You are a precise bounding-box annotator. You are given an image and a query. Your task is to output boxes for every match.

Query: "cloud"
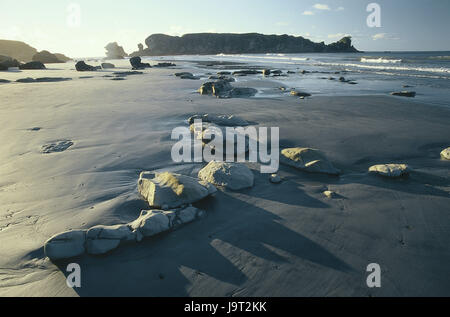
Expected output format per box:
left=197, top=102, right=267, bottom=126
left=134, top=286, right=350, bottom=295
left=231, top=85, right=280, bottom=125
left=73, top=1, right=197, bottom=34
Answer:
left=328, top=33, right=350, bottom=39
left=302, top=11, right=315, bottom=16
left=313, top=4, right=331, bottom=10
left=372, top=33, right=400, bottom=41
left=336, top=6, right=345, bottom=11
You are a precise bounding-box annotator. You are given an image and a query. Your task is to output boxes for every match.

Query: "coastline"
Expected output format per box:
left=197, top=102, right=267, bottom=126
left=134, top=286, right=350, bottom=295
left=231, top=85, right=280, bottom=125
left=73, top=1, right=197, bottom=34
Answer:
left=0, top=59, right=449, bottom=296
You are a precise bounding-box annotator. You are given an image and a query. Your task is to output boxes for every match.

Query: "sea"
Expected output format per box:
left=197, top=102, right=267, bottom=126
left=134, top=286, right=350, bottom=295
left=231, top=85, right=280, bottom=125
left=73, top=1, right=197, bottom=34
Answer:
left=157, top=51, right=450, bottom=107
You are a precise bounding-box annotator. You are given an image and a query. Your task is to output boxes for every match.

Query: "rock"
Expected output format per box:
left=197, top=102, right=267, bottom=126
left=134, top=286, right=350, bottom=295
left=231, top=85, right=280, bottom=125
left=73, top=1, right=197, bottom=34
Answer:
left=290, top=91, right=311, bottom=97
left=129, top=56, right=151, bottom=70
left=287, top=71, right=295, bottom=74
left=75, top=61, right=98, bottom=71
left=113, top=71, right=143, bottom=76
left=32, top=50, right=63, bottom=63
left=138, top=43, right=144, bottom=52
left=101, top=62, right=115, bottom=69
left=54, top=53, right=71, bottom=62
left=198, top=161, right=254, bottom=190
left=323, top=191, right=336, bottom=199
left=368, top=164, right=410, bottom=178
left=19, top=61, right=46, bottom=70
left=269, top=174, right=282, bottom=184
left=232, top=70, right=260, bottom=75
left=44, top=230, right=86, bottom=261
left=86, top=224, right=135, bottom=255
left=129, top=210, right=171, bottom=238
left=217, top=71, right=231, bottom=75
left=180, top=74, right=200, bottom=80
left=262, top=69, right=271, bottom=76
left=41, top=140, right=74, bottom=154
left=339, top=77, right=347, bottom=82
left=16, top=78, right=36, bottom=83
left=281, top=148, right=340, bottom=175
left=441, top=148, right=450, bottom=160
left=228, top=87, right=258, bottom=98
left=198, top=80, right=232, bottom=96
left=0, top=55, right=21, bottom=69
left=219, top=76, right=235, bottom=83
left=175, top=72, right=193, bottom=77
left=391, top=91, right=416, bottom=98
left=154, top=62, right=176, bottom=67
left=105, top=42, right=128, bottom=59
left=188, top=114, right=249, bottom=127
left=138, top=172, right=217, bottom=209
left=271, top=70, right=282, bottom=75
left=0, top=79, right=10, bottom=83
left=35, top=77, right=72, bottom=82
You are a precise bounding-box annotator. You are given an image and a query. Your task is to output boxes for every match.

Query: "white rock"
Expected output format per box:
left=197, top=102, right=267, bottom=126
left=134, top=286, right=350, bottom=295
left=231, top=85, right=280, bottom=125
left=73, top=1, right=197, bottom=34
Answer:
left=281, top=148, right=340, bottom=175
left=188, top=114, right=249, bottom=127
left=138, top=172, right=217, bottom=209
left=198, top=161, right=254, bottom=190
left=44, top=230, right=86, bottom=261
left=269, top=174, right=282, bottom=184
left=369, top=164, right=410, bottom=178
left=86, top=224, right=135, bottom=255
left=441, top=148, right=450, bottom=160
left=130, top=210, right=171, bottom=238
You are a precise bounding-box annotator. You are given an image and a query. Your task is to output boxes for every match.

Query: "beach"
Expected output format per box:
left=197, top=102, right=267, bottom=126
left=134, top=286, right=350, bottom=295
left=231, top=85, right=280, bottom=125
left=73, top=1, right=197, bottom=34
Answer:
left=0, top=59, right=449, bottom=297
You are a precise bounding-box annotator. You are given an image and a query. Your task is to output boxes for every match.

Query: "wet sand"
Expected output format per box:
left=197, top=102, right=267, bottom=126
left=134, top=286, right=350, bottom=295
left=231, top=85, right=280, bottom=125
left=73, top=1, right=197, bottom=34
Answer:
left=0, top=60, right=449, bottom=296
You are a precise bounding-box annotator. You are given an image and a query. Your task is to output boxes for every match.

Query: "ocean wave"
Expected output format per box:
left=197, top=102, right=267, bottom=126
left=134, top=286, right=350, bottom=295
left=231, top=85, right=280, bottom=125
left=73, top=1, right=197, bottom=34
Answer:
left=428, top=56, right=450, bottom=60
left=316, top=62, right=450, bottom=74
left=361, top=57, right=402, bottom=64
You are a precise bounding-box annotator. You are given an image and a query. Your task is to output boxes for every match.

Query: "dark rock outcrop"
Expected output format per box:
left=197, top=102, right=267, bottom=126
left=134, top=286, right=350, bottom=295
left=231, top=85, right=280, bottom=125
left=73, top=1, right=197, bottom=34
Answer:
left=75, top=61, right=98, bottom=72
left=19, top=61, right=46, bottom=70
left=198, top=80, right=257, bottom=98
left=105, top=42, right=128, bottom=59
left=0, top=55, right=21, bottom=69
left=32, top=50, right=63, bottom=64
left=129, top=56, right=151, bottom=70
left=134, top=33, right=360, bottom=56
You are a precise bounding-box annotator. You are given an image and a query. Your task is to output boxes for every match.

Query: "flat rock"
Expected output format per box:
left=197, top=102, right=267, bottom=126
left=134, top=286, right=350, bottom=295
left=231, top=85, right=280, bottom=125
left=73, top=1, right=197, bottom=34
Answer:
left=44, top=230, right=86, bottom=261
left=290, top=91, right=311, bottom=97
left=391, top=91, right=416, bottom=98
left=41, top=140, right=74, bottom=154
left=281, top=148, right=340, bottom=175
left=138, top=172, right=217, bottom=209
left=369, top=164, right=410, bottom=178
left=440, top=148, right=450, bottom=160
left=198, top=161, right=254, bottom=190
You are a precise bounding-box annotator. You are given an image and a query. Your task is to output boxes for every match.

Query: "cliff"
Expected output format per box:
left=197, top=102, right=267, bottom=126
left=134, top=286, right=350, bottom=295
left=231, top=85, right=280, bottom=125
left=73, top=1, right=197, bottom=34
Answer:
left=131, top=33, right=359, bottom=56
left=0, top=40, right=37, bottom=62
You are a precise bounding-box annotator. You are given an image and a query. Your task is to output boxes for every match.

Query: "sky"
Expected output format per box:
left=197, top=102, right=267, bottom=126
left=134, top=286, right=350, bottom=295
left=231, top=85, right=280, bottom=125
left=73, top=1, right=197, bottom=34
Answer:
left=1, top=0, right=449, bottom=57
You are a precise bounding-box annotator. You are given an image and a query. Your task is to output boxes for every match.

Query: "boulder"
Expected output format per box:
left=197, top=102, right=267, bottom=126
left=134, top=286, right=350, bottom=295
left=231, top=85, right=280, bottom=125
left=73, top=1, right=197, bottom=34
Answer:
left=129, top=56, right=151, bottom=70
left=198, top=161, right=254, bottom=190
left=441, top=148, right=450, bottom=160
left=138, top=172, right=217, bottom=209
left=75, top=61, right=98, bottom=71
left=228, top=87, right=258, bottom=98
left=44, top=230, right=86, bottom=261
left=0, top=79, right=11, bottom=83
left=86, top=224, right=135, bottom=255
left=19, top=61, right=46, bottom=70
left=180, top=74, right=200, bottom=80
left=217, top=71, right=231, bottom=75
left=105, top=42, right=128, bottom=59
left=262, top=69, right=271, bottom=76
left=391, top=91, right=416, bottom=98
left=269, top=174, right=282, bottom=184
left=0, top=55, right=21, bottom=69
left=198, top=80, right=232, bottom=97
left=188, top=114, right=249, bottom=127
left=32, top=50, right=63, bottom=63
left=281, top=148, right=340, bottom=175
left=101, top=62, right=115, bottom=69
left=290, top=91, right=311, bottom=97
left=130, top=210, right=171, bottom=238
left=368, top=164, right=410, bottom=178
left=154, top=62, right=176, bottom=67
left=175, top=72, right=193, bottom=77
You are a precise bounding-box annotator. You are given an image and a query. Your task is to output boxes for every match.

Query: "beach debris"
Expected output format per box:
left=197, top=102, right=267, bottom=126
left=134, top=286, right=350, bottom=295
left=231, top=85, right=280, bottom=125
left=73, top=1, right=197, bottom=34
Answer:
left=19, top=61, right=46, bottom=70
left=290, top=90, right=312, bottom=98
left=281, top=148, right=340, bottom=175
left=76, top=61, right=99, bottom=71
left=129, top=56, right=151, bottom=70
left=44, top=230, right=87, bottom=261
left=101, top=62, right=115, bottom=69
left=198, top=161, right=254, bottom=190
left=44, top=206, right=206, bottom=260
left=368, top=164, right=410, bottom=178
left=440, top=148, right=450, bottom=160
left=188, top=114, right=250, bottom=126
left=269, top=174, right=282, bottom=184
left=138, top=172, right=217, bottom=209
left=391, top=91, right=416, bottom=98
left=41, top=140, right=74, bottom=154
